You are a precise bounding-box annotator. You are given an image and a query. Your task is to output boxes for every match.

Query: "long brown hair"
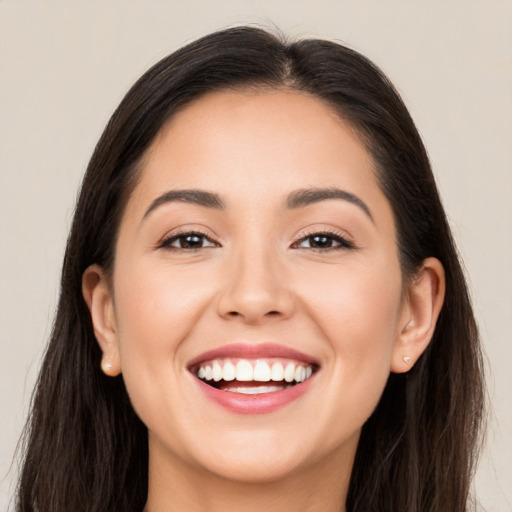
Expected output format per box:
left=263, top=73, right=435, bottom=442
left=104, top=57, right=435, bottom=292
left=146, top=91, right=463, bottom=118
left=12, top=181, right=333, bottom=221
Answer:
left=16, top=26, right=485, bottom=511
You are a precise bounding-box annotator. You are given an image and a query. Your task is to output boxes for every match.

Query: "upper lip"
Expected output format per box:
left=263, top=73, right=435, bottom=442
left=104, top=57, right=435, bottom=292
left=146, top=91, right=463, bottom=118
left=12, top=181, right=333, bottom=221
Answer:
left=187, top=343, right=319, bottom=368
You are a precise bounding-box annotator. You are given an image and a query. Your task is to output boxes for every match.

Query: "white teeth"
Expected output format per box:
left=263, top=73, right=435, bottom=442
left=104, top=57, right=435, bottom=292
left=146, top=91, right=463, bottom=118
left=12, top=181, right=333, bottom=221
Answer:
left=254, top=361, right=271, bottom=382
left=284, top=363, right=295, bottom=383
left=271, top=362, right=284, bottom=381
left=223, top=361, right=236, bottom=381
left=236, top=360, right=254, bottom=381
left=195, top=358, right=315, bottom=388
left=212, top=361, right=223, bottom=382
left=225, top=385, right=289, bottom=394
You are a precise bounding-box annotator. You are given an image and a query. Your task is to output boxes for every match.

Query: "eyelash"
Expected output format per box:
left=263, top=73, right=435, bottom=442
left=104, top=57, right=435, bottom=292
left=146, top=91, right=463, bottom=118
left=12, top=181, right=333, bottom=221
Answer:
left=158, top=229, right=218, bottom=251
left=158, top=229, right=354, bottom=253
left=291, top=230, right=355, bottom=252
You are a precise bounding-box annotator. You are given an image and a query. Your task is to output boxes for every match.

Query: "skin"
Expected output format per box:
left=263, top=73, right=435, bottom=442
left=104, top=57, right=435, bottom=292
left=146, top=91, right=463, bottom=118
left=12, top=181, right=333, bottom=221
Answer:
left=83, top=89, right=445, bottom=512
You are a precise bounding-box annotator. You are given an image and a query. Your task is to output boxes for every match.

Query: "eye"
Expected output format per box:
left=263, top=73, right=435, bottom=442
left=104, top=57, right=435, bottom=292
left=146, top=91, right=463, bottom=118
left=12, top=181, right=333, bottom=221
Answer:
left=159, top=231, right=218, bottom=250
left=293, top=232, right=354, bottom=251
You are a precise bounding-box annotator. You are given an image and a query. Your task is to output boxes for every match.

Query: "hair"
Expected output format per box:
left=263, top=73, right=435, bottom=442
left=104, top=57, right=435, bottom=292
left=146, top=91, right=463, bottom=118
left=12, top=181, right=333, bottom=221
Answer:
left=16, top=26, right=485, bottom=512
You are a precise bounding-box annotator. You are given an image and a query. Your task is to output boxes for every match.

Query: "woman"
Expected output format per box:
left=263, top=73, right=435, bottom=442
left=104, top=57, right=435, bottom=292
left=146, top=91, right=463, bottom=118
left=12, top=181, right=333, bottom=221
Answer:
left=16, top=26, right=485, bottom=512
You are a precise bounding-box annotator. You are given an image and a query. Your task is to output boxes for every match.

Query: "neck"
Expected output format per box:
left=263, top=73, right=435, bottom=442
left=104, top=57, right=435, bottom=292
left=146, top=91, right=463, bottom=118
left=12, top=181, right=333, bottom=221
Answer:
left=143, top=438, right=356, bottom=512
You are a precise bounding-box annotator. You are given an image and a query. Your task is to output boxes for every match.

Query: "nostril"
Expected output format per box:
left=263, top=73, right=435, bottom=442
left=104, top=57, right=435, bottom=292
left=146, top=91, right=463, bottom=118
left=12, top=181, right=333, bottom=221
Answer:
left=227, top=310, right=280, bottom=318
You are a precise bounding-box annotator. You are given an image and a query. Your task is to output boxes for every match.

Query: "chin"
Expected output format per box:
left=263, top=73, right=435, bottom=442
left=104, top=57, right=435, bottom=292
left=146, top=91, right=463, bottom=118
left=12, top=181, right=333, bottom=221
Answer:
left=196, top=450, right=312, bottom=484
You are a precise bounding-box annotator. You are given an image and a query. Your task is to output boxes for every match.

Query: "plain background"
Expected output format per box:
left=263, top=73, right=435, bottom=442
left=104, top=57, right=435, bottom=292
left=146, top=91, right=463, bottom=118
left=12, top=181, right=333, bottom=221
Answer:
left=1, top=1, right=511, bottom=511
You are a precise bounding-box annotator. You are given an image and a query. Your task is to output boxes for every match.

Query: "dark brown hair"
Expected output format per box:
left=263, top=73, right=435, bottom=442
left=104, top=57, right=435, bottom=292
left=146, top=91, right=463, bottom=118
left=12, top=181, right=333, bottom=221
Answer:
left=16, top=26, right=485, bottom=511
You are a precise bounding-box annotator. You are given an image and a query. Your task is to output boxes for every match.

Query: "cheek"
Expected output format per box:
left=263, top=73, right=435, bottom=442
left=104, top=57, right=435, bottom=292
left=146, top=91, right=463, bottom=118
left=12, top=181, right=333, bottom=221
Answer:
left=299, top=258, right=402, bottom=346
left=297, top=258, right=403, bottom=412
left=112, top=257, right=216, bottom=369
left=110, top=258, right=220, bottom=441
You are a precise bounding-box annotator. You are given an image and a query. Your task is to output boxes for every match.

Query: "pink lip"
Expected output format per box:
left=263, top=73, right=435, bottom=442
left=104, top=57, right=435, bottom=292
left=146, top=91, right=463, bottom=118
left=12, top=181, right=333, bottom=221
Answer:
left=188, top=343, right=319, bottom=415
left=194, top=374, right=315, bottom=415
left=188, top=343, right=318, bottom=367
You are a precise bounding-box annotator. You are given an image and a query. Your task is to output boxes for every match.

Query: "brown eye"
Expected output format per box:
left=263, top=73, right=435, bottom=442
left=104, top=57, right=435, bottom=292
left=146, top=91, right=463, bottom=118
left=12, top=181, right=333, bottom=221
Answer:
left=305, top=235, right=336, bottom=248
left=161, top=232, right=217, bottom=250
left=294, top=233, right=353, bottom=250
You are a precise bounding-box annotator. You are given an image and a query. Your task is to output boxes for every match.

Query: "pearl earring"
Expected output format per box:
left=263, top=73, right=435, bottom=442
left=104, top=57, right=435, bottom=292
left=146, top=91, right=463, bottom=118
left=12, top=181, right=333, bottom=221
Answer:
left=403, top=355, right=411, bottom=363
left=103, top=362, right=113, bottom=373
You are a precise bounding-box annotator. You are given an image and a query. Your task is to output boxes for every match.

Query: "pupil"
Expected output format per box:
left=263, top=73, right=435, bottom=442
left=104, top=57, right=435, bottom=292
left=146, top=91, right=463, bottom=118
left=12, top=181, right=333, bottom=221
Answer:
left=311, top=235, right=332, bottom=248
left=182, top=235, right=202, bottom=248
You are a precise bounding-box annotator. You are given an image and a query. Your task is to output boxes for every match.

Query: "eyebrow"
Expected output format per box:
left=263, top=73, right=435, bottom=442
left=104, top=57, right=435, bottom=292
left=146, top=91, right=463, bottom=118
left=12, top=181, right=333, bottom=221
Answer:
left=141, top=186, right=373, bottom=223
left=142, top=189, right=225, bottom=221
left=286, top=187, right=374, bottom=222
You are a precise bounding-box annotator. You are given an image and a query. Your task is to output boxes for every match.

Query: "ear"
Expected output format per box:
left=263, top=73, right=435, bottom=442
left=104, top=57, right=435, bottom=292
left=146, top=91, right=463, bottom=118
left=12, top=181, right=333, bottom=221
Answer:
left=391, top=257, right=446, bottom=373
left=82, top=264, right=121, bottom=376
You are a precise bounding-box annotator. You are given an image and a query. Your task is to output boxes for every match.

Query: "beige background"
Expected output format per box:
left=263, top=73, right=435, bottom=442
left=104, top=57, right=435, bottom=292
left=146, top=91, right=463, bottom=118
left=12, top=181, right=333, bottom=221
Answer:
left=1, top=1, right=511, bottom=510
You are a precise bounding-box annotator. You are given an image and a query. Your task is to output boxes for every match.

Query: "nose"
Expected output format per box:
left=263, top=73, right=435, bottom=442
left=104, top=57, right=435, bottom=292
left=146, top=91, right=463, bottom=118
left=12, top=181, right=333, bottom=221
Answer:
left=216, top=246, right=295, bottom=325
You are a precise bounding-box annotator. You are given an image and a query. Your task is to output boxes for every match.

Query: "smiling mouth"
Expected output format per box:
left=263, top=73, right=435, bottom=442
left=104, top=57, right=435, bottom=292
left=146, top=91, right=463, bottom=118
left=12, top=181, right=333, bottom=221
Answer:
left=191, top=358, right=317, bottom=395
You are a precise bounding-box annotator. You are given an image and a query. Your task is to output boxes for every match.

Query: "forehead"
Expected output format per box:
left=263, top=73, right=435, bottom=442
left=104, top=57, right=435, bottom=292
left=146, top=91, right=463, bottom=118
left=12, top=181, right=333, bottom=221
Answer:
left=128, top=89, right=391, bottom=223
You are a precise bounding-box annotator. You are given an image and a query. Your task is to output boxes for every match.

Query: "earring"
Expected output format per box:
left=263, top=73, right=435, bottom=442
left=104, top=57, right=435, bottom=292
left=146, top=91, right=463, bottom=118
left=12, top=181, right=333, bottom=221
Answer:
left=102, top=361, right=113, bottom=374
left=403, top=355, right=411, bottom=363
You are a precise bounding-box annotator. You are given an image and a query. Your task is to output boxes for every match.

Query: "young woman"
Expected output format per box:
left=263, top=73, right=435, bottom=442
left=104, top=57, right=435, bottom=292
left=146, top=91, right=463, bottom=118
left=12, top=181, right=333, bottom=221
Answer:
left=16, top=26, right=485, bottom=512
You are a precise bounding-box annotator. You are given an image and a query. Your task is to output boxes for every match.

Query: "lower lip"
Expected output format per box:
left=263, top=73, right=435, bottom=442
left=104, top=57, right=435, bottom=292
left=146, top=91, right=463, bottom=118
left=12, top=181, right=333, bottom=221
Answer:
left=194, top=376, right=315, bottom=415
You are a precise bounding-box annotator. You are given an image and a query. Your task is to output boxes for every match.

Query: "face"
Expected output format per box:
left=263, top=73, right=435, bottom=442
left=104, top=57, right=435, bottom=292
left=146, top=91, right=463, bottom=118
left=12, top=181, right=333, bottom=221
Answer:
left=99, top=90, right=411, bottom=483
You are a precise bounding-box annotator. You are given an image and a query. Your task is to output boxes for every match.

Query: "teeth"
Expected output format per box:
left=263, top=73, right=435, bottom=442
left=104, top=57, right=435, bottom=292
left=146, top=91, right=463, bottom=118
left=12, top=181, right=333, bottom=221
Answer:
left=195, top=358, right=315, bottom=388
left=284, top=363, right=295, bottom=383
left=225, top=385, right=291, bottom=394
left=271, top=362, right=284, bottom=381
left=294, top=366, right=307, bottom=383
left=254, top=361, right=271, bottom=382
left=212, top=361, right=223, bottom=382
left=223, top=361, right=236, bottom=381
left=236, top=360, right=253, bottom=381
